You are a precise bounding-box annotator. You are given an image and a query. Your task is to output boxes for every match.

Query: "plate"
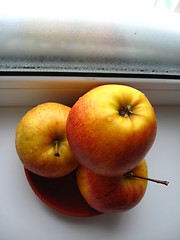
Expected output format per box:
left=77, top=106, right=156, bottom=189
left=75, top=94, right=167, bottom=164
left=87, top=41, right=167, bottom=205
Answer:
left=24, top=168, right=101, bottom=217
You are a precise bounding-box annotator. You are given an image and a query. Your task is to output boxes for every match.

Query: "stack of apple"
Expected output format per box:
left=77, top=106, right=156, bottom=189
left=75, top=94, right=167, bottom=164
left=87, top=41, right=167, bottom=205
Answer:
left=15, top=84, right=168, bottom=214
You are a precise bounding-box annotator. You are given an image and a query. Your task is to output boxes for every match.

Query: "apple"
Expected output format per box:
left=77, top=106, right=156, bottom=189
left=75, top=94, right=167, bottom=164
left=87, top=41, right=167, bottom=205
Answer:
left=66, top=84, right=157, bottom=176
left=15, top=102, right=79, bottom=178
left=77, top=159, right=169, bottom=213
left=77, top=159, right=148, bottom=212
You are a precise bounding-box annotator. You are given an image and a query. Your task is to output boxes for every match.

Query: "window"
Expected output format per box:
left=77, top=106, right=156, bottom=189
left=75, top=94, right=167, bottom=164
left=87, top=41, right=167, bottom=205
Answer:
left=0, top=0, right=180, bottom=76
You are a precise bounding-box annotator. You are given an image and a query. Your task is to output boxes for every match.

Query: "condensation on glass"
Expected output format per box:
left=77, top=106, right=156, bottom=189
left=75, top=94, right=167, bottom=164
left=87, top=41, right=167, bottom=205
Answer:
left=0, top=6, right=180, bottom=76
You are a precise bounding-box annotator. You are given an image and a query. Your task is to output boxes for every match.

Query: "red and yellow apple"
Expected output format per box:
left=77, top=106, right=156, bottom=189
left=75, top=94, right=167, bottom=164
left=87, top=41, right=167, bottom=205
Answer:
left=77, top=159, right=148, bottom=213
left=15, top=102, right=79, bottom=178
left=66, top=84, right=157, bottom=176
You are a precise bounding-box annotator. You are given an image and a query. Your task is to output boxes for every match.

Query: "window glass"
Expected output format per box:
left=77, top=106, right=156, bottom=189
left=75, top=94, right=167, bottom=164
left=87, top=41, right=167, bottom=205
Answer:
left=0, top=0, right=180, bottom=76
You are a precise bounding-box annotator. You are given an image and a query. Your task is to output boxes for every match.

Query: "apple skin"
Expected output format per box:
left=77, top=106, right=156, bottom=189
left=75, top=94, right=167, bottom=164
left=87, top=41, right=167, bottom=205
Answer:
left=66, top=84, right=157, bottom=176
left=77, top=159, right=148, bottom=213
left=15, top=102, right=79, bottom=178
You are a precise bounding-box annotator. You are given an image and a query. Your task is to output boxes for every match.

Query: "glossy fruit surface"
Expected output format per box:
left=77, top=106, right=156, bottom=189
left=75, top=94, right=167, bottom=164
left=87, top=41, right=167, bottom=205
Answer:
left=77, top=159, right=148, bottom=213
left=67, top=84, right=157, bottom=176
left=16, top=102, right=78, bottom=178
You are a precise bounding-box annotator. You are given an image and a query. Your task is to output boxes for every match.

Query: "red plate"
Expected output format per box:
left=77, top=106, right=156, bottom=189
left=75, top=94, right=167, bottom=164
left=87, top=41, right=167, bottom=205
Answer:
left=24, top=168, right=101, bottom=217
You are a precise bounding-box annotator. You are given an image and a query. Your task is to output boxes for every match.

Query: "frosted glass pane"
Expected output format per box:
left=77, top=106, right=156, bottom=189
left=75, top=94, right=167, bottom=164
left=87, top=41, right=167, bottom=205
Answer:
left=0, top=2, right=180, bottom=76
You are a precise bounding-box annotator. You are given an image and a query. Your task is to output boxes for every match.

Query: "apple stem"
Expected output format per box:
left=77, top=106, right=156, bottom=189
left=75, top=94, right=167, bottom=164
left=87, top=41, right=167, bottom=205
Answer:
left=129, top=173, right=169, bottom=186
left=54, top=140, right=60, bottom=157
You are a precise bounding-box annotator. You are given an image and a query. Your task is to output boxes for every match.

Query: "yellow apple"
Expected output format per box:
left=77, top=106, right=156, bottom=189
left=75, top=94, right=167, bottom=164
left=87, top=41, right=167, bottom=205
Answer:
left=15, top=102, right=79, bottom=178
left=66, top=84, right=157, bottom=176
